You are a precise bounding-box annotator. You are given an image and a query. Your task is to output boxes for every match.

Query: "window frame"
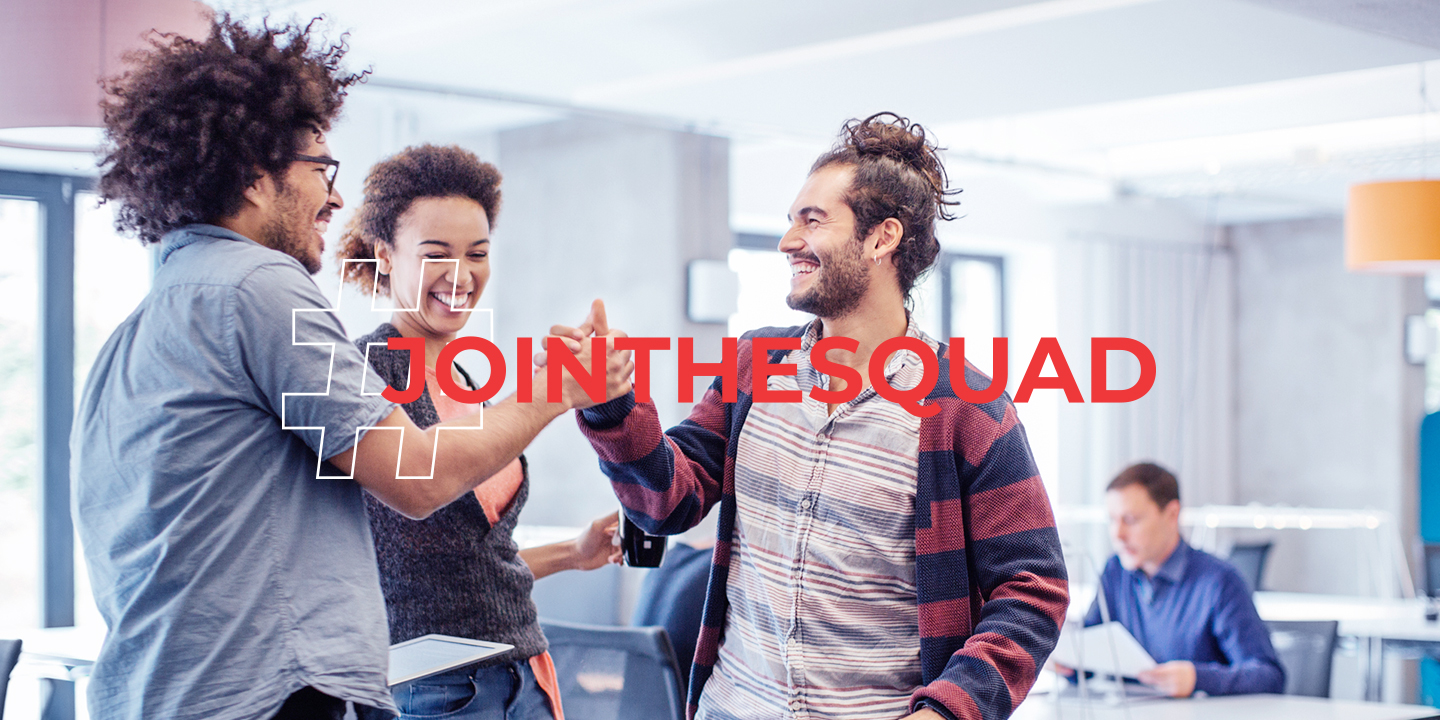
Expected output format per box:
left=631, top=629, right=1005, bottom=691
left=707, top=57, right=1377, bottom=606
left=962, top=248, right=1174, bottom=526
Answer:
left=939, top=251, right=1006, bottom=340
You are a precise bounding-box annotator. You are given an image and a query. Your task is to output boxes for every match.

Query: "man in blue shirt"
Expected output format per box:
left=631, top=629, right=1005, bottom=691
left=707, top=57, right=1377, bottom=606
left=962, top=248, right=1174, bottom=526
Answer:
left=74, top=16, right=632, bottom=720
left=1082, top=462, right=1284, bottom=697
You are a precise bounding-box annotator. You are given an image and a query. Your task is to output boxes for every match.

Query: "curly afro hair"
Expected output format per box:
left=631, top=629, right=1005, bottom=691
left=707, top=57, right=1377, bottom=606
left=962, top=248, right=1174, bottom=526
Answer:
left=336, top=144, right=502, bottom=297
left=811, top=112, right=962, bottom=307
left=98, top=15, right=366, bottom=245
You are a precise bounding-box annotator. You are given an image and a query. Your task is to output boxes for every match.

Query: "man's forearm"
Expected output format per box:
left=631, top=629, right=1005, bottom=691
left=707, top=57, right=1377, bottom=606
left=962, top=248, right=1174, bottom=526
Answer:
left=428, top=395, right=561, bottom=484
left=578, top=393, right=726, bottom=535
left=407, top=395, right=565, bottom=515
left=1193, top=660, right=1285, bottom=696
left=337, top=392, right=565, bottom=519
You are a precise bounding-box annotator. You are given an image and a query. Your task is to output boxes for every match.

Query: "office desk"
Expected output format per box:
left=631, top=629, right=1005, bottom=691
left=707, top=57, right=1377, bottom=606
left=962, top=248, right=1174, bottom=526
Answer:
left=1254, top=592, right=1440, bottom=701
left=1072, top=588, right=1440, bottom=702
left=0, top=626, right=104, bottom=720
left=10, top=625, right=104, bottom=680
left=1014, top=693, right=1440, bottom=720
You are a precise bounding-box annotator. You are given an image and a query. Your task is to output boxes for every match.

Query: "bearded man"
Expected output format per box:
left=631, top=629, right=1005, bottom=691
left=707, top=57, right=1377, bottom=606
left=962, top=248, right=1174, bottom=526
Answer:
left=564, top=113, right=1067, bottom=720
left=73, top=16, right=630, bottom=720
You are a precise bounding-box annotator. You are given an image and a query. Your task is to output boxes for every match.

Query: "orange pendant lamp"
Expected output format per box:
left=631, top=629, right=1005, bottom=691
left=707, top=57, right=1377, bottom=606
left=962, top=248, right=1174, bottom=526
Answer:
left=1346, top=180, right=1440, bottom=274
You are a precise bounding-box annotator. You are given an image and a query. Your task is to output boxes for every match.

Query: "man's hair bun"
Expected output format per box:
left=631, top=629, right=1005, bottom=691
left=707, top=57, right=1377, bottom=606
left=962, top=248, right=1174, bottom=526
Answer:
left=839, top=113, right=956, bottom=220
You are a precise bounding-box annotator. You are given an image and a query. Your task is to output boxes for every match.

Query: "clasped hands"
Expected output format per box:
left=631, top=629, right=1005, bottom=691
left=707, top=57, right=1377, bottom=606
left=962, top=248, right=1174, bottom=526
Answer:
left=531, top=298, right=634, bottom=411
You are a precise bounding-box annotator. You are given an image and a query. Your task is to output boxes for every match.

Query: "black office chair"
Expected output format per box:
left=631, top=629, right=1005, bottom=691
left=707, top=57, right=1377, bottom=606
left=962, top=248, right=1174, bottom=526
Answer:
left=1423, top=544, right=1440, bottom=597
left=541, top=619, right=685, bottom=720
left=1226, top=541, right=1273, bottom=593
left=1265, top=620, right=1338, bottom=698
left=0, top=638, right=22, bottom=720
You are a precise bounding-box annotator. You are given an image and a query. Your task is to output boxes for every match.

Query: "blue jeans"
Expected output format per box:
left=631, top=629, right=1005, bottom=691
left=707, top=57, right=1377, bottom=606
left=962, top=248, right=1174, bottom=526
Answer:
left=392, top=661, right=555, bottom=720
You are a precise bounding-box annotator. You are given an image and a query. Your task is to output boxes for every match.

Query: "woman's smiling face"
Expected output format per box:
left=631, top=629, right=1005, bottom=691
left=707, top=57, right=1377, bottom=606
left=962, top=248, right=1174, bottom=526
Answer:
left=378, top=195, right=491, bottom=339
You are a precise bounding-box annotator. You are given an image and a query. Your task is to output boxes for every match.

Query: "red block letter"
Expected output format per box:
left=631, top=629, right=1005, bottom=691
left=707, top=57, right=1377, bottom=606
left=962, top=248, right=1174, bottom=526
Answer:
left=679, top=337, right=737, bottom=403
left=616, top=337, right=670, bottom=403
left=546, top=336, right=606, bottom=405
left=517, top=337, right=532, bottom=403
left=435, top=336, right=506, bottom=404
left=1014, top=338, right=1084, bottom=403
left=382, top=336, right=426, bottom=404
left=752, top=337, right=802, bottom=403
left=949, top=338, right=1009, bottom=405
left=810, top=336, right=861, bottom=406
left=869, top=336, right=939, bottom=418
left=1091, top=337, right=1156, bottom=403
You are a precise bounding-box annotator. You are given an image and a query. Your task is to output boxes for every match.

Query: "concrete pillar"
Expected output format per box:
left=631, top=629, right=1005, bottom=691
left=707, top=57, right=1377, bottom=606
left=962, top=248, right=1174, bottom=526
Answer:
left=490, top=118, right=731, bottom=527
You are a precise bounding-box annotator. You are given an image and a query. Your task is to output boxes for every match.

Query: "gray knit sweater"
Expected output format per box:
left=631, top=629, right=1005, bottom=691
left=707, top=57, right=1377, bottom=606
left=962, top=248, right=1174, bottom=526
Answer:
left=356, top=323, right=546, bottom=665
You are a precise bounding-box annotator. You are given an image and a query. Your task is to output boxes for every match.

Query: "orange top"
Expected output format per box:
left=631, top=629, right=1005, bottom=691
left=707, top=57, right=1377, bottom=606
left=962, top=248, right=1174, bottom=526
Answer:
left=427, top=367, right=564, bottom=719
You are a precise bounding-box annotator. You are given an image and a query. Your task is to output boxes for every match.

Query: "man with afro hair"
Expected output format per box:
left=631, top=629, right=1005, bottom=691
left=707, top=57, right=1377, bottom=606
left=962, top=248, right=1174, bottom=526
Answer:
left=73, top=16, right=632, bottom=720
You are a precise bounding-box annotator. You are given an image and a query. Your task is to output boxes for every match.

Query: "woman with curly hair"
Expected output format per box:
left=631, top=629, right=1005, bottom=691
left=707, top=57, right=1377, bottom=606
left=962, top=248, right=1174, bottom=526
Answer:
left=338, top=143, right=621, bottom=720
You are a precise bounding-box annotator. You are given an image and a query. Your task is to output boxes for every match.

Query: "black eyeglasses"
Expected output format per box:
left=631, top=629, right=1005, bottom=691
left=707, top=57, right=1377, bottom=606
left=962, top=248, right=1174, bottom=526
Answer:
left=293, top=153, right=340, bottom=196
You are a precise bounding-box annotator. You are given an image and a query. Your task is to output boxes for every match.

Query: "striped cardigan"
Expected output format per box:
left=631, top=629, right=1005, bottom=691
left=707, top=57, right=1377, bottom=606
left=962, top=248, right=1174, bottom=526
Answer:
left=577, top=326, right=1068, bottom=720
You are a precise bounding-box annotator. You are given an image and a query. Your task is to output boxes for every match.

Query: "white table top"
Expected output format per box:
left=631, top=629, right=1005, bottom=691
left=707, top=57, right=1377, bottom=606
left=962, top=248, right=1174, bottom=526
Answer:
left=1254, top=592, right=1440, bottom=643
left=1069, top=585, right=1440, bottom=643
left=1015, top=693, right=1440, bottom=720
left=4, top=624, right=105, bottom=666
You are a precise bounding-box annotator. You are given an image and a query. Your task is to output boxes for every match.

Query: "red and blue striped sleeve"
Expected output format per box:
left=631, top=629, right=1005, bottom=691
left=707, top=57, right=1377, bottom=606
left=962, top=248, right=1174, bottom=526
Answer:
left=575, top=378, right=733, bottom=536
left=911, top=358, right=1068, bottom=719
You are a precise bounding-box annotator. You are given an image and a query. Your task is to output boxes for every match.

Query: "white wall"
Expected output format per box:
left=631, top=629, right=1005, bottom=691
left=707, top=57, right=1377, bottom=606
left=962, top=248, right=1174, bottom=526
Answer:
left=1232, top=217, right=1426, bottom=596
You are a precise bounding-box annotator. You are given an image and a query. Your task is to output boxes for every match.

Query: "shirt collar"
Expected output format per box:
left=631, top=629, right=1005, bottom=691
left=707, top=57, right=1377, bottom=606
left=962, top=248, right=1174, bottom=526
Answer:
left=1148, top=537, right=1191, bottom=585
left=798, top=315, right=937, bottom=369
left=159, top=223, right=260, bottom=265
left=793, top=315, right=939, bottom=400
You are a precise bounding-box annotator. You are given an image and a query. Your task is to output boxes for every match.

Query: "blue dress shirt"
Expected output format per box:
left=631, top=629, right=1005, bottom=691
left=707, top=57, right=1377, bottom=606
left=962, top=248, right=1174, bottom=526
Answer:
left=1084, top=539, right=1285, bottom=695
left=73, top=225, right=400, bottom=720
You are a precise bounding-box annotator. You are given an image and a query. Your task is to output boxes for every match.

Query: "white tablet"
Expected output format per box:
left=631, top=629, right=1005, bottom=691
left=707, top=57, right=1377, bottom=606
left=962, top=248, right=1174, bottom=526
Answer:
left=388, top=634, right=514, bottom=687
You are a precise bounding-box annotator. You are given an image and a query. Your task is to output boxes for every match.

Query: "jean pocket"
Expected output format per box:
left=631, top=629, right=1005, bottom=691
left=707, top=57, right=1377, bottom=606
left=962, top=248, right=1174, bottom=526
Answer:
left=397, top=678, right=483, bottom=719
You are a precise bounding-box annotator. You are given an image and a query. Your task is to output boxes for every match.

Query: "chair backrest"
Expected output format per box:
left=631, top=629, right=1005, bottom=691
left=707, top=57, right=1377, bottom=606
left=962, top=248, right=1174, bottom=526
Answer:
left=541, top=619, right=685, bottom=720
left=630, top=542, right=712, bottom=688
left=1226, top=541, right=1273, bottom=592
left=1424, top=544, right=1440, bottom=597
left=1265, top=620, right=1337, bottom=698
left=0, top=638, right=22, bottom=720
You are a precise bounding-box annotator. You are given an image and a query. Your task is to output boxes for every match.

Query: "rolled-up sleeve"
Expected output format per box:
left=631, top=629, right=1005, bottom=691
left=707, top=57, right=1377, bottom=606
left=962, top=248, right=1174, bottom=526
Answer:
left=231, top=264, right=396, bottom=466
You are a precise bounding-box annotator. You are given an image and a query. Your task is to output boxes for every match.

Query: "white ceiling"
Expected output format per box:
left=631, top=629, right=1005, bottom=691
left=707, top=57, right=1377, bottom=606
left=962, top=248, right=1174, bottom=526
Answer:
left=13, top=0, right=1440, bottom=224
left=231, top=0, right=1440, bottom=224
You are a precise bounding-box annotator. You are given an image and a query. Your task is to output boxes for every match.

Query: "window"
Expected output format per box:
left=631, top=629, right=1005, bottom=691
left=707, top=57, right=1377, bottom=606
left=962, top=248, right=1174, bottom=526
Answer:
left=727, top=246, right=811, bottom=336
left=0, top=171, right=152, bottom=720
left=0, top=196, right=41, bottom=629
left=941, top=253, right=1005, bottom=376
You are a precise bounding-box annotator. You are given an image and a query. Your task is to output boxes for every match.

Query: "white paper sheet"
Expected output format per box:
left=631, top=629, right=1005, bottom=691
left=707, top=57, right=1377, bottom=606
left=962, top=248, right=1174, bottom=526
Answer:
left=1048, top=621, right=1157, bottom=679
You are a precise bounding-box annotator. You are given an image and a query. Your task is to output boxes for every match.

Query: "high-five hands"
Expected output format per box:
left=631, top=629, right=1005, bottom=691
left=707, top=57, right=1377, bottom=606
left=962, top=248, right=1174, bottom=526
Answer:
left=532, top=298, right=633, bottom=410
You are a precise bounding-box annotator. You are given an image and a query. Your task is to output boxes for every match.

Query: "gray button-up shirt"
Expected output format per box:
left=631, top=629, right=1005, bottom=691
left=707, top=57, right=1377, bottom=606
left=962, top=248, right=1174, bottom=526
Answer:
left=72, top=224, right=399, bottom=720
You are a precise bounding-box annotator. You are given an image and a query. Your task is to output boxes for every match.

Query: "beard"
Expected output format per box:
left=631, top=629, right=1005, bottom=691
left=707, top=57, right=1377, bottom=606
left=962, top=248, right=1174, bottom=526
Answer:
left=258, top=183, right=324, bottom=275
left=786, top=235, right=869, bottom=319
